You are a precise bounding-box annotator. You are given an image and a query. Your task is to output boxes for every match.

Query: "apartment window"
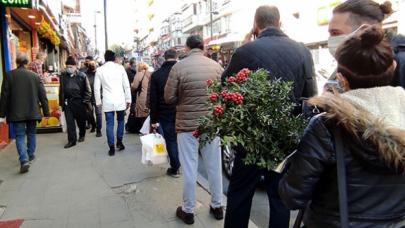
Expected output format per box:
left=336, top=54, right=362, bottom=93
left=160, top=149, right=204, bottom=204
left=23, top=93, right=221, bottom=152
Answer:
left=178, top=38, right=181, bottom=45
left=193, top=3, right=197, bottom=15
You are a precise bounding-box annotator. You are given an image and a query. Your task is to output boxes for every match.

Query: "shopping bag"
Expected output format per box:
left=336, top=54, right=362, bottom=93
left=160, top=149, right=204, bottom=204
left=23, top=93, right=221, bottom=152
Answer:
left=140, top=115, right=150, bottom=135
left=61, top=112, right=67, bottom=133
left=140, top=133, right=169, bottom=165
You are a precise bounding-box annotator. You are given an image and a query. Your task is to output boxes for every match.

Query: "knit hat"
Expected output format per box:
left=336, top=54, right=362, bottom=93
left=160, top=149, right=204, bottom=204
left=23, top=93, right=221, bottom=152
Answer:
left=65, top=56, right=77, bottom=66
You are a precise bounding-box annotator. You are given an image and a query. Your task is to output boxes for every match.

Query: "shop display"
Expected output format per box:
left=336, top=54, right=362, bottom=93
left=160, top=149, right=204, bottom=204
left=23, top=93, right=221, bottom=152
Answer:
left=37, top=84, right=62, bottom=133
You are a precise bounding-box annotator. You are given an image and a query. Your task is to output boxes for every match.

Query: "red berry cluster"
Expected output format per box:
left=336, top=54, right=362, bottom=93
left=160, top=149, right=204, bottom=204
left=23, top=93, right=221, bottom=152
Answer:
left=227, top=76, right=237, bottom=83
left=235, top=68, right=251, bottom=82
left=213, top=105, right=224, bottom=116
left=220, top=91, right=244, bottom=105
left=206, top=79, right=214, bottom=87
left=209, top=92, right=219, bottom=103
left=192, top=130, right=200, bottom=138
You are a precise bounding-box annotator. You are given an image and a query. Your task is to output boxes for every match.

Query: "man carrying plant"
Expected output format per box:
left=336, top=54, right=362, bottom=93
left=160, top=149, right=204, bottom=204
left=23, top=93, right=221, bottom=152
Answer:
left=221, top=5, right=317, bottom=228
left=164, top=35, right=224, bottom=225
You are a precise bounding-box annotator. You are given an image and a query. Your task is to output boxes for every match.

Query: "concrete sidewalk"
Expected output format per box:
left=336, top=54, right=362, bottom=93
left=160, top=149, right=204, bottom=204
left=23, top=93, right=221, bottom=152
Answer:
left=0, top=132, right=257, bottom=228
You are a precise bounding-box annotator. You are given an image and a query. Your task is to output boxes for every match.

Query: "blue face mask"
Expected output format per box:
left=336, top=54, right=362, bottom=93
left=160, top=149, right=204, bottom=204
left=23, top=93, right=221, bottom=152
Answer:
left=66, top=67, right=75, bottom=76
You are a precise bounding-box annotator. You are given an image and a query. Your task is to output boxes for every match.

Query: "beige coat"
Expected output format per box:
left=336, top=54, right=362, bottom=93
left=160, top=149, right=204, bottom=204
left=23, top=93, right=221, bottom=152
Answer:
left=164, top=49, right=223, bottom=132
left=132, top=70, right=151, bottom=118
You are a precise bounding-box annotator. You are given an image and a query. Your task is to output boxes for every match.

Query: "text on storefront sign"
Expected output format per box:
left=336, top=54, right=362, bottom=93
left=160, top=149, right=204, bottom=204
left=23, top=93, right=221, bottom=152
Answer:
left=0, top=0, right=32, bottom=8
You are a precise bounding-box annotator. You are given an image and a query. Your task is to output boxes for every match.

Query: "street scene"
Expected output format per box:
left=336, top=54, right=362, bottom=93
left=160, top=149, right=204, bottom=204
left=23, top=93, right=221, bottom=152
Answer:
left=1, top=0, right=405, bottom=228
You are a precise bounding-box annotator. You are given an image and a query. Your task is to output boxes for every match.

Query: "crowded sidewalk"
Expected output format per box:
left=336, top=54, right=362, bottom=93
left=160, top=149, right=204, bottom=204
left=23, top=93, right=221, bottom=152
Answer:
left=0, top=132, right=257, bottom=228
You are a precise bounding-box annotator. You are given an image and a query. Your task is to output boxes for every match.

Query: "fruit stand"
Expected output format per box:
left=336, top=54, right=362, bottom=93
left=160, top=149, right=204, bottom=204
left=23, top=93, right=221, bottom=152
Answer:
left=37, top=83, right=62, bottom=133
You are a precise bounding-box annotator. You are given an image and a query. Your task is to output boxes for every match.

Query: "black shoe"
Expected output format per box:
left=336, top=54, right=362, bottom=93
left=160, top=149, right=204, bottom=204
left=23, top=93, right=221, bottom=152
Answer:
left=176, top=206, right=194, bottom=225
left=29, top=155, right=36, bottom=162
left=117, top=141, right=125, bottom=151
left=166, top=168, right=180, bottom=178
left=109, top=146, right=115, bottom=156
left=78, top=137, right=85, bottom=142
left=64, top=142, right=76, bottom=149
left=90, top=128, right=96, bottom=133
left=209, top=206, right=224, bottom=220
left=96, top=131, right=102, bottom=137
left=20, top=162, right=30, bottom=174
left=86, top=125, right=91, bottom=130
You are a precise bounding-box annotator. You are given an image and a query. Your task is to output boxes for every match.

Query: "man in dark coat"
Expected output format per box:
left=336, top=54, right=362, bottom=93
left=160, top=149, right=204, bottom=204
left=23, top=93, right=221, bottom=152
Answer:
left=125, top=57, right=137, bottom=113
left=0, top=54, right=49, bottom=173
left=86, top=60, right=102, bottom=137
left=221, top=5, right=317, bottom=228
left=59, top=56, right=92, bottom=148
left=149, top=49, right=180, bottom=177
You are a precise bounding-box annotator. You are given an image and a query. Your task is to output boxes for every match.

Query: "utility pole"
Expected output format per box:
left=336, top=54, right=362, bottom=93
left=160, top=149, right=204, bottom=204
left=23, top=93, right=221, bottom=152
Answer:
left=104, top=0, right=108, bottom=50
left=210, top=0, right=213, bottom=40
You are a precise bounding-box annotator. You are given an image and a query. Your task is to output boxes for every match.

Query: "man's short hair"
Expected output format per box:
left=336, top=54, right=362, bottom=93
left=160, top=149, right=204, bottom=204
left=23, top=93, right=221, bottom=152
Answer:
left=254, top=5, right=280, bottom=30
left=16, top=53, right=29, bottom=67
left=164, top=49, right=177, bottom=60
left=85, top=56, right=94, bottom=61
left=186, top=35, right=204, bottom=50
left=104, top=50, right=116, bottom=62
left=129, top=57, right=136, bottom=66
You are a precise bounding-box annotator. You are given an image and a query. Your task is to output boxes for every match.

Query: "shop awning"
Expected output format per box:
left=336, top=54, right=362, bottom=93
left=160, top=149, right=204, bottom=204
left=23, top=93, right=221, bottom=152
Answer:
left=208, top=33, right=244, bottom=46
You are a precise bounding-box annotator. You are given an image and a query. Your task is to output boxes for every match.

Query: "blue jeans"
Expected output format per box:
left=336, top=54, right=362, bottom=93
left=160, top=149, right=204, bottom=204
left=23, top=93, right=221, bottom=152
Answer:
left=157, top=118, right=180, bottom=171
left=105, top=111, right=125, bottom=146
left=13, top=121, right=37, bottom=164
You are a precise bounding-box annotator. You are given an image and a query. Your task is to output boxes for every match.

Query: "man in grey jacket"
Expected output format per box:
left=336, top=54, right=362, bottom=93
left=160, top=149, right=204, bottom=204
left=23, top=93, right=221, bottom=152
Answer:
left=165, top=35, right=224, bottom=225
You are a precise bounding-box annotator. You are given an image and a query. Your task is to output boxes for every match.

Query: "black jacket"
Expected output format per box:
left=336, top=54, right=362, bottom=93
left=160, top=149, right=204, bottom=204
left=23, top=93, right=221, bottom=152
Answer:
left=0, top=67, right=49, bottom=121
left=59, top=69, right=91, bottom=110
left=149, top=61, right=177, bottom=124
left=86, top=69, right=97, bottom=103
left=390, top=34, right=405, bottom=88
left=279, top=92, right=405, bottom=228
left=126, top=67, right=137, bottom=85
left=222, top=27, right=317, bottom=104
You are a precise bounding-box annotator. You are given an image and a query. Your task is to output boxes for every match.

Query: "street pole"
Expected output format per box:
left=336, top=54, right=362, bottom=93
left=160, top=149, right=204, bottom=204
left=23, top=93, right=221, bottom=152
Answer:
left=210, top=0, right=213, bottom=40
left=94, top=11, right=100, bottom=55
left=104, top=0, right=108, bottom=50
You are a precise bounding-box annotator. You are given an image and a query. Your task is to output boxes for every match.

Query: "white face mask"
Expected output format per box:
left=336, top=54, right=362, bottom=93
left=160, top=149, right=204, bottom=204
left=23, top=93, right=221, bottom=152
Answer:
left=327, top=34, right=349, bottom=57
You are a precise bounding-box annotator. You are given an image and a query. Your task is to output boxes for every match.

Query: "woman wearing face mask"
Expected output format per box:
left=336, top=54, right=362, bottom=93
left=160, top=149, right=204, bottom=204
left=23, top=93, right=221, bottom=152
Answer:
left=59, top=56, right=92, bottom=148
left=279, top=25, right=405, bottom=227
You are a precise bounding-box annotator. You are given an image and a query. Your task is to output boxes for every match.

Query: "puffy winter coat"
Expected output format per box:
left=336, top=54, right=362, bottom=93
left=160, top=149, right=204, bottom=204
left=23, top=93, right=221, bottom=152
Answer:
left=279, top=87, right=405, bottom=228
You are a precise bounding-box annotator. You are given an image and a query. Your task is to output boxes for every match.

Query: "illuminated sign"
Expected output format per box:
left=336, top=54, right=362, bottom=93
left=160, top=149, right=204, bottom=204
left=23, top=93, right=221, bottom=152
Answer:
left=0, top=0, right=32, bottom=8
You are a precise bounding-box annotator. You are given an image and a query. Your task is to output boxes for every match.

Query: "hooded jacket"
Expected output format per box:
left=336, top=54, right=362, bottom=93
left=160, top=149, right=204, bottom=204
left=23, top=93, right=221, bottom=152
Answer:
left=279, top=86, right=405, bottom=228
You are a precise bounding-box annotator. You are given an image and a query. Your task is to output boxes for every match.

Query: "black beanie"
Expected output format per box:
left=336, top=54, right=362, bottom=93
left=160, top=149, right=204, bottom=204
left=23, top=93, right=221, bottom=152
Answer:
left=104, top=50, right=116, bottom=62
left=65, top=56, right=77, bottom=66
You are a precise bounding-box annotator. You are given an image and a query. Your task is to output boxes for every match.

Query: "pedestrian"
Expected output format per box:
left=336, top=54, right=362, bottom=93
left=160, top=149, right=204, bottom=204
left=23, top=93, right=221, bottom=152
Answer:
left=279, top=24, right=405, bottom=228
left=130, top=62, right=151, bottom=133
left=149, top=49, right=180, bottom=177
left=0, top=54, right=49, bottom=173
left=86, top=60, right=102, bottom=137
left=80, top=55, right=94, bottom=73
left=165, top=35, right=224, bottom=225
left=125, top=57, right=137, bottom=113
left=59, top=56, right=92, bottom=149
left=29, top=52, right=47, bottom=83
left=94, top=50, right=131, bottom=156
left=221, top=5, right=317, bottom=228
left=327, top=0, right=405, bottom=85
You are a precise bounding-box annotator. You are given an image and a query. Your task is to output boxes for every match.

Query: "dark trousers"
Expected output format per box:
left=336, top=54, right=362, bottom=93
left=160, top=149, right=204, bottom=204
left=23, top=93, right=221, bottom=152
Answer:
left=157, top=118, right=180, bottom=171
left=65, top=100, right=87, bottom=143
left=225, top=151, right=290, bottom=228
left=88, top=104, right=102, bottom=131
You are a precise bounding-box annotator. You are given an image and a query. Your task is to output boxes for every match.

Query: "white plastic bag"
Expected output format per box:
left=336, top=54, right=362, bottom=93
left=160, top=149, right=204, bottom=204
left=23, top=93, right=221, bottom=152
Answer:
left=61, top=112, right=67, bottom=133
left=140, top=133, right=169, bottom=165
left=140, top=115, right=150, bottom=135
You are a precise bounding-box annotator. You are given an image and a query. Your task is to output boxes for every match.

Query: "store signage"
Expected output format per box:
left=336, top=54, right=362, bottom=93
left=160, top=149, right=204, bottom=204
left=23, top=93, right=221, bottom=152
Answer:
left=0, top=0, right=32, bottom=8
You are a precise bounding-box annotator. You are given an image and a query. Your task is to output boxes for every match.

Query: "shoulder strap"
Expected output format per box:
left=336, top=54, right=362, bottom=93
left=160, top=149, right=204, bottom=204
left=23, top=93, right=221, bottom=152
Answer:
left=135, top=71, right=147, bottom=95
left=333, top=128, right=349, bottom=228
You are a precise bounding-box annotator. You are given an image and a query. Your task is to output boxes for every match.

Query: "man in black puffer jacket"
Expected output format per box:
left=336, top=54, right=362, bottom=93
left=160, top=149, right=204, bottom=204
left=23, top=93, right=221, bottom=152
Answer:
left=149, top=49, right=180, bottom=177
left=222, top=5, right=317, bottom=228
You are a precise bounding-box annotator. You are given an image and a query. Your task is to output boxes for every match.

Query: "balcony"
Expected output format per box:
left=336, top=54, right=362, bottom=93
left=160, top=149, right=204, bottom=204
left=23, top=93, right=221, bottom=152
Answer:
left=182, top=15, right=203, bottom=34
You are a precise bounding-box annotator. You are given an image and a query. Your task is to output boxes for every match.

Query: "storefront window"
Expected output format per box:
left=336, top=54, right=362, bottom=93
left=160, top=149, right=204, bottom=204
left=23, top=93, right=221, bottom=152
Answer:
left=9, top=17, right=32, bottom=63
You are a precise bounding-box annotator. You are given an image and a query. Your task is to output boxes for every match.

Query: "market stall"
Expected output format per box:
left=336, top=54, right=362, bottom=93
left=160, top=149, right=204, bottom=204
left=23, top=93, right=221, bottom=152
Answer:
left=37, top=80, right=63, bottom=133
